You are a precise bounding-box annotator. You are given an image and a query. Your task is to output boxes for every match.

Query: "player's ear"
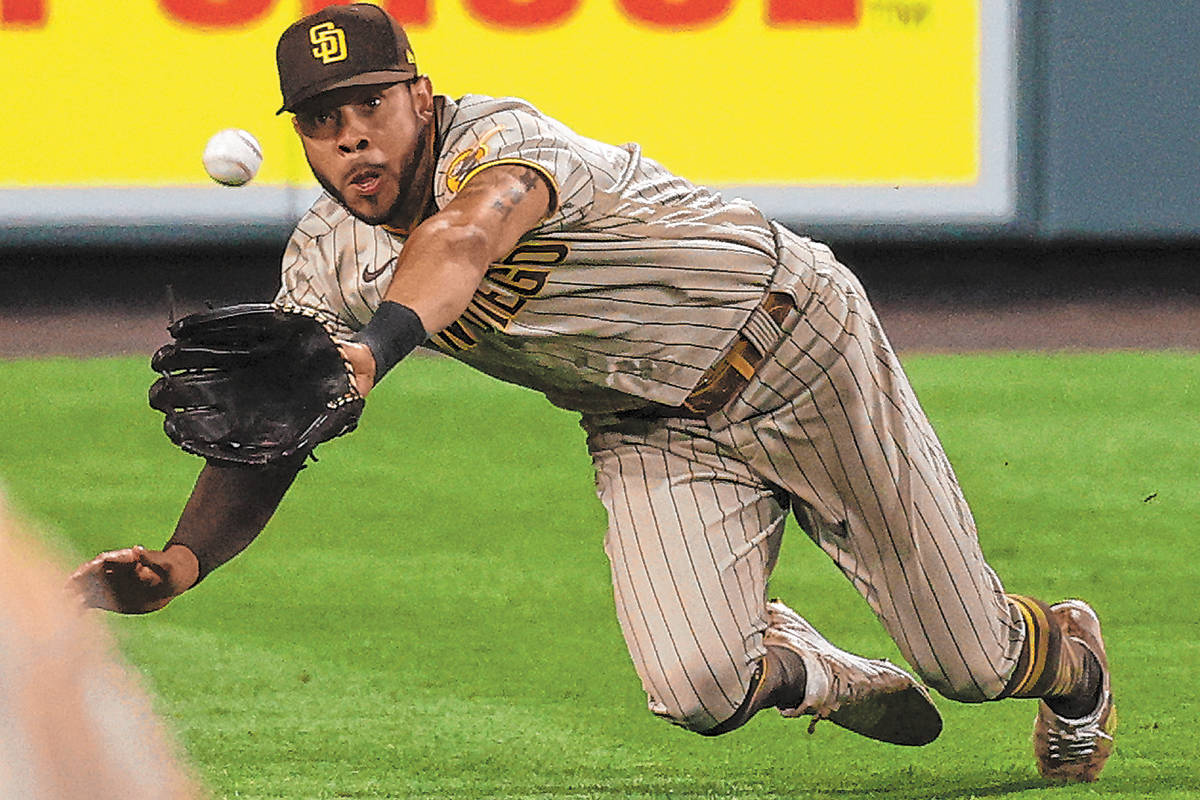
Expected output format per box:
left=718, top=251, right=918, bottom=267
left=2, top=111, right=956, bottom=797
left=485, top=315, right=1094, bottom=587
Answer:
left=291, top=115, right=303, bottom=136
left=409, top=76, right=434, bottom=122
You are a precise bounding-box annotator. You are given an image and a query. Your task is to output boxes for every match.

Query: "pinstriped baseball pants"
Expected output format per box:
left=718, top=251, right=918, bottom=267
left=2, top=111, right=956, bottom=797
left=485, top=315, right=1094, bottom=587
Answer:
left=583, top=241, right=1026, bottom=732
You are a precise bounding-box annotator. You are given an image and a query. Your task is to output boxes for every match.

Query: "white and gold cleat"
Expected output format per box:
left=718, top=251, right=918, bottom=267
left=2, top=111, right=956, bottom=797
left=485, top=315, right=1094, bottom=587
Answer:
left=765, top=601, right=942, bottom=746
left=1033, top=600, right=1116, bottom=782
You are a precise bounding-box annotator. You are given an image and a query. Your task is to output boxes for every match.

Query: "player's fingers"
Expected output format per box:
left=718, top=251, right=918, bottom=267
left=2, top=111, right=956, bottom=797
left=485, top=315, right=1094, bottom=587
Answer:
left=66, top=546, right=179, bottom=613
left=103, top=545, right=151, bottom=571
left=133, top=562, right=166, bottom=587
left=109, top=547, right=165, bottom=588
left=65, top=568, right=119, bottom=611
left=138, top=549, right=175, bottom=583
left=66, top=557, right=124, bottom=589
left=100, top=547, right=140, bottom=562
left=67, top=547, right=146, bottom=608
left=68, top=547, right=138, bottom=580
left=339, top=341, right=376, bottom=397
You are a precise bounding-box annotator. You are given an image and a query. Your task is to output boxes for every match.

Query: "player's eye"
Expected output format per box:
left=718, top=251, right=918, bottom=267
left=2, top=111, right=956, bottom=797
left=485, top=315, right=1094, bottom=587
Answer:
left=361, top=96, right=383, bottom=112
left=298, top=109, right=340, bottom=137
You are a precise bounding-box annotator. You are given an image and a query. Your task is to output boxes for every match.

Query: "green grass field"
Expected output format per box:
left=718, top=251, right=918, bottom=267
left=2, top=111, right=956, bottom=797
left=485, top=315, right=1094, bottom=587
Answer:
left=0, top=351, right=1197, bottom=799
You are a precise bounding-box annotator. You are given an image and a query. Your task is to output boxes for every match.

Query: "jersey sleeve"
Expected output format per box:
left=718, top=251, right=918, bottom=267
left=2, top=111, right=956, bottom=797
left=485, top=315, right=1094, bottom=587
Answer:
left=433, top=105, right=595, bottom=234
left=274, top=210, right=357, bottom=341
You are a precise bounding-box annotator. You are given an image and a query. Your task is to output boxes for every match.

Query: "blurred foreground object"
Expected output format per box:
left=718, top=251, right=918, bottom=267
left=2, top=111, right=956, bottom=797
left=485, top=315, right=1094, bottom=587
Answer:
left=0, top=495, right=204, bottom=800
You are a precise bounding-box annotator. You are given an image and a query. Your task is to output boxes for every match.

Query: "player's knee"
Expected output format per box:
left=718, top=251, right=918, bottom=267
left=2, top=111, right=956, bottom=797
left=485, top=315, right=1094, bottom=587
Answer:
left=643, top=663, right=748, bottom=733
left=647, top=695, right=720, bottom=732
left=917, top=663, right=1008, bottom=703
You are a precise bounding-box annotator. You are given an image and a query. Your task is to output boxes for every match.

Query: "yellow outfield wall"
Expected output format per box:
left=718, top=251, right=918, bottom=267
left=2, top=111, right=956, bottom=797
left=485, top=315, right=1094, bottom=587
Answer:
left=1, top=0, right=980, bottom=189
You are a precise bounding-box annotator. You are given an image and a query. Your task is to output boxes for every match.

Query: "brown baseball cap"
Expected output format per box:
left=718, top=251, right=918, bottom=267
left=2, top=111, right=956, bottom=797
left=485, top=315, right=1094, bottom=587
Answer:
left=276, top=3, right=417, bottom=114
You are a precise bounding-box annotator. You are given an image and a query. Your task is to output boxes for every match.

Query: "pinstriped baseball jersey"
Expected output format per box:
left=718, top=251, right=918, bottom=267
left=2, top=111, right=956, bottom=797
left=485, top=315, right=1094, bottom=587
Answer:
left=276, top=93, right=783, bottom=412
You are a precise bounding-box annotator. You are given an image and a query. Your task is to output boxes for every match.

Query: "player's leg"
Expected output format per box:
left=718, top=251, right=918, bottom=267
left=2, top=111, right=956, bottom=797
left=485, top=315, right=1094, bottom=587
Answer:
left=583, top=413, right=787, bottom=732
left=717, top=245, right=1017, bottom=700
left=583, top=414, right=939, bottom=744
left=1008, top=595, right=1115, bottom=782
left=716, top=241, right=1111, bottom=772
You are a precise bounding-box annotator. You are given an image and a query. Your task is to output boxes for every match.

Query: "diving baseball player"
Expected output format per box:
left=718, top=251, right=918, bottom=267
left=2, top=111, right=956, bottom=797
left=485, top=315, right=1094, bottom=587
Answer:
left=69, top=3, right=1115, bottom=783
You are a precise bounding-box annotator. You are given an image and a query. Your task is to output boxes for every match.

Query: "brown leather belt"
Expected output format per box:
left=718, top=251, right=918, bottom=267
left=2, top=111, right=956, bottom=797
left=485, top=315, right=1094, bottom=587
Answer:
left=679, top=291, right=796, bottom=416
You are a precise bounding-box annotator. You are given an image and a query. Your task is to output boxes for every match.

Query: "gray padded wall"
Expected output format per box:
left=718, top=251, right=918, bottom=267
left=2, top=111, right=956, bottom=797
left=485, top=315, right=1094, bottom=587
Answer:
left=1035, top=2, right=1200, bottom=240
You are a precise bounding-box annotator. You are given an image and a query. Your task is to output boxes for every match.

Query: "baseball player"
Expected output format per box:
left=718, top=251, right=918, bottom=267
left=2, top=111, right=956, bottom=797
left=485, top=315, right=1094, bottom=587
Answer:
left=69, top=3, right=1114, bottom=783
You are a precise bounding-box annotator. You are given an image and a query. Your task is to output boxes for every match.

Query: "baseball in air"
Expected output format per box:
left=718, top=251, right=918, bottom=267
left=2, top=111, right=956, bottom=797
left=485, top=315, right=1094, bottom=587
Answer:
left=202, top=128, right=263, bottom=186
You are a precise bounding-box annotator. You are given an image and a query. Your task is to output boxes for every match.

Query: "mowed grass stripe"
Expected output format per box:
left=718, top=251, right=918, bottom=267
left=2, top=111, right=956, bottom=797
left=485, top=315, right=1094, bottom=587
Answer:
left=0, top=352, right=1196, bottom=798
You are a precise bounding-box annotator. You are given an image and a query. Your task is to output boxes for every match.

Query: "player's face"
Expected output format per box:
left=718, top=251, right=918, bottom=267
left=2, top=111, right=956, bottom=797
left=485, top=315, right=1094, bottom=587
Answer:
left=293, top=79, right=435, bottom=226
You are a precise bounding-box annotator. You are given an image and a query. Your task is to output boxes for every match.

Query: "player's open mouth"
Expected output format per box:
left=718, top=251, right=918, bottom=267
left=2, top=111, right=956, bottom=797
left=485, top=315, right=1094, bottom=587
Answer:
left=347, top=168, right=383, bottom=196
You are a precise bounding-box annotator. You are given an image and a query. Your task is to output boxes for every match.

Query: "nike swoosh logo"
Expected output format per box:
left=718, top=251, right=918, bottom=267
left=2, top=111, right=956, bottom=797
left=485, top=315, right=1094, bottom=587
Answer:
left=362, top=256, right=397, bottom=283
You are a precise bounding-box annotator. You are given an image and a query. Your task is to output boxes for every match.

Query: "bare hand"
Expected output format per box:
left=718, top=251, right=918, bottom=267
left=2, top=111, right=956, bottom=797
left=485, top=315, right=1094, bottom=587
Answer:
left=340, top=341, right=378, bottom=398
left=66, top=545, right=198, bottom=614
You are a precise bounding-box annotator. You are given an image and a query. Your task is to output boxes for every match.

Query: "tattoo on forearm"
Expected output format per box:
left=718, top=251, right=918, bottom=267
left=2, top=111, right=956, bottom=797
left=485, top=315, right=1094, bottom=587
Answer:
left=515, top=167, right=540, bottom=192
left=492, top=186, right=525, bottom=218
left=455, top=165, right=545, bottom=222
left=459, top=166, right=542, bottom=220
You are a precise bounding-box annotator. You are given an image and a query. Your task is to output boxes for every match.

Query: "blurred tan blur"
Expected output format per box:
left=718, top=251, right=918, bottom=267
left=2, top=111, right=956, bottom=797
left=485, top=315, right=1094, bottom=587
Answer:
left=0, top=494, right=204, bottom=800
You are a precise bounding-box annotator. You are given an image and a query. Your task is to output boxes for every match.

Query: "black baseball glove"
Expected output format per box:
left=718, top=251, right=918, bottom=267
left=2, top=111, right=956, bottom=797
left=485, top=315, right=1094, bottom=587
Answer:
left=149, top=303, right=364, bottom=465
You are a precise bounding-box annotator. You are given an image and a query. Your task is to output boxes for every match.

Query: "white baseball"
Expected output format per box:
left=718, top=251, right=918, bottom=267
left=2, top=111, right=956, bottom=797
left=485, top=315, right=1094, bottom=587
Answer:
left=202, top=128, right=263, bottom=187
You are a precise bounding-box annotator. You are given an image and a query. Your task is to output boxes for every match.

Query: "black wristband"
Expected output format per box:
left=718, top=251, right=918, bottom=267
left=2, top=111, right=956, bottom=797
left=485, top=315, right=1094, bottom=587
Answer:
left=351, top=301, right=427, bottom=383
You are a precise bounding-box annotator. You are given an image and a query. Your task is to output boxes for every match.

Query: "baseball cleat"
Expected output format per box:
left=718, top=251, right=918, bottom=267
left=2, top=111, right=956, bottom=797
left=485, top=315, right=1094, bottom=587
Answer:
left=1033, top=600, right=1115, bottom=782
left=765, top=601, right=942, bottom=746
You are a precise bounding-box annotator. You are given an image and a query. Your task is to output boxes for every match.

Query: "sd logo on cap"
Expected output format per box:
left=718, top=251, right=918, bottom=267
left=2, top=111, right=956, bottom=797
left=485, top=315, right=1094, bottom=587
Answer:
left=309, top=22, right=348, bottom=65
left=276, top=3, right=418, bottom=114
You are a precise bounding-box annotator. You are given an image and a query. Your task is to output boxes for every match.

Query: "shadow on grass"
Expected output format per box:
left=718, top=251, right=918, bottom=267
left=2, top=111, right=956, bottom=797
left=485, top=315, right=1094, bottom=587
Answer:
left=782, top=771, right=1198, bottom=800
left=504, top=768, right=1200, bottom=799
left=495, top=774, right=1047, bottom=800
left=838, top=775, right=1046, bottom=799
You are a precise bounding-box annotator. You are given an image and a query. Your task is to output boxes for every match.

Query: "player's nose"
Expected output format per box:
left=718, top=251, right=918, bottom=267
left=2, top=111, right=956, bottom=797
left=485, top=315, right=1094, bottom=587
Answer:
left=336, top=114, right=370, bottom=153
left=337, top=136, right=369, bottom=154
left=337, top=138, right=369, bottom=153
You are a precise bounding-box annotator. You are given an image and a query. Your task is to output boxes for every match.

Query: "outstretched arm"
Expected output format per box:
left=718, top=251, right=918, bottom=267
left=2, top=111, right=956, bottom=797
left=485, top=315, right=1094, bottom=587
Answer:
left=68, top=460, right=299, bottom=613
left=343, top=163, right=552, bottom=395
